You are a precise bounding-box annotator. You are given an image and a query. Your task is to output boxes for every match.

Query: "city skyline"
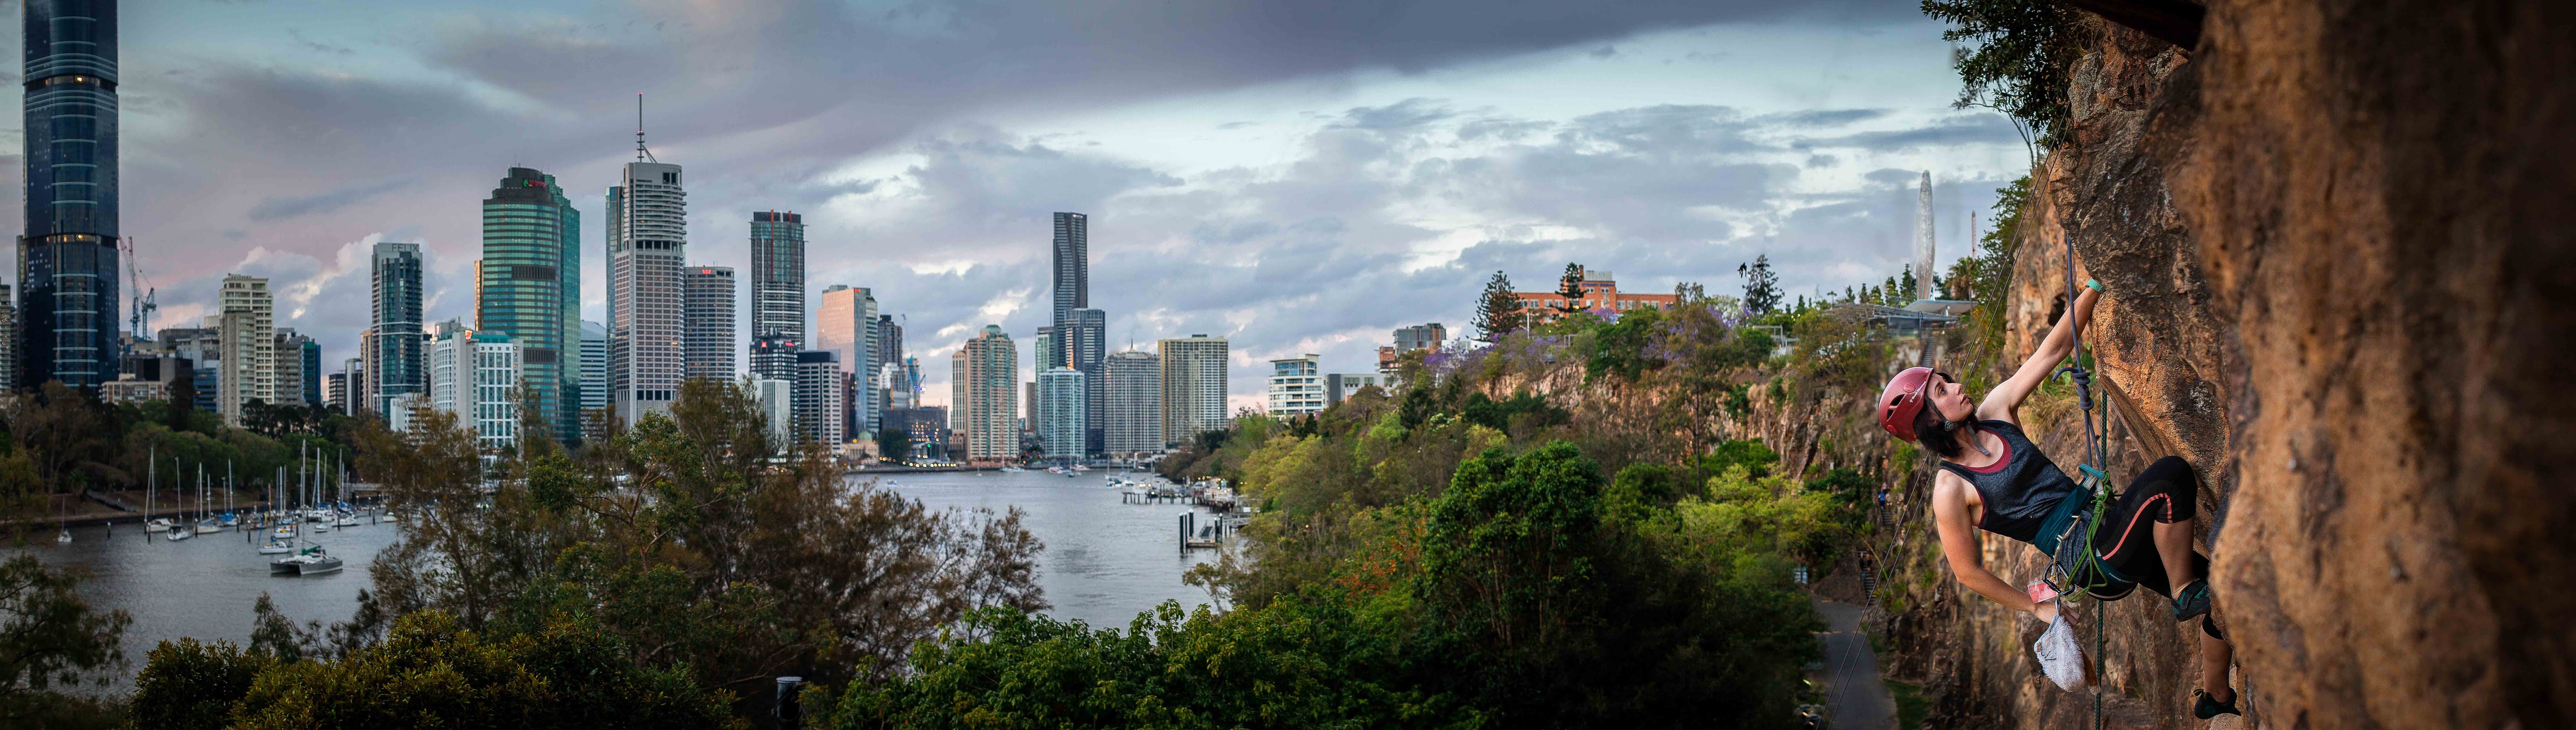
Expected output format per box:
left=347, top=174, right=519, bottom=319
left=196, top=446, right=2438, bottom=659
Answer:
left=8, top=1, right=2025, bottom=412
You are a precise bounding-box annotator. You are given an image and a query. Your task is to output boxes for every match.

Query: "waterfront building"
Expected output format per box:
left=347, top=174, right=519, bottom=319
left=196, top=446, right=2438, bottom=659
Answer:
left=1157, top=334, right=1229, bottom=446
left=478, top=167, right=581, bottom=442
left=215, top=275, right=274, bottom=424
left=18, top=0, right=122, bottom=389
left=372, top=241, right=425, bottom=415
left=1102, top=350, right=1160, bottom=457
left=816, top=285, right=877, bottom=435
left=951, top=326, right=1018, bottom=462
left=883, top=406, right=946, bottom=460
left=429, top=328, right=521, bottom=451
left=1037, top=367, right=1085, bottom=463
left=683, top=266, right=736, bottom=381
left=606, top=152, right=687, bottom=424
left=1326, top=373, right=1387, bottom=404
left=755, top=378, right=793, bottom=449
left=793, top=350, right=843, bottom=446
left=1267, top=354, right=1323, bottom=416
left=748, top=211, right=805, bottom=381
left=1063, top=308, right=1106, bottom=452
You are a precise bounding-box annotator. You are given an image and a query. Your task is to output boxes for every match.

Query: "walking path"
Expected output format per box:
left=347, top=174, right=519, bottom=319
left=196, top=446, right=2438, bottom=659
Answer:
left=1816, top=599, right=1897, bottom=730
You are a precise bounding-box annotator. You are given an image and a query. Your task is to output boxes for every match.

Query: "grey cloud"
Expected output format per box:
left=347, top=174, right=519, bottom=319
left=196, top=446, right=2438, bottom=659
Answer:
left=1795, top=113, right=2022, bottom=151
left=246, top=178, right=414, bottom=221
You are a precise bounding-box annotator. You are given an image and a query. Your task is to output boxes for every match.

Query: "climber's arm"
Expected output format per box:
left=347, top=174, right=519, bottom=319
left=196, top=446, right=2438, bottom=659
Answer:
left=1980, top=284, right=2102, bottom=422
left=1931, top=472, right=2054, bottom=621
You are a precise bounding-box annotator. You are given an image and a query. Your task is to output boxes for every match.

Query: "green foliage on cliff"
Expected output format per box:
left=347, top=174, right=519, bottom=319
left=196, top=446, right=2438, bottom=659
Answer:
left=1922, top=0, right=2084, bottom=147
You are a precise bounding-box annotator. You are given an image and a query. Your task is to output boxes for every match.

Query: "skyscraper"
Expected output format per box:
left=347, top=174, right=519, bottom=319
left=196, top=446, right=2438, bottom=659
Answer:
left=1037, top=367, right=1084, bottom=463
left=1158, top=334, right=1228, bottom=446
left=1033, top=326, right=1057, bottom=371
left=793, top=350, right=843, bottom=446
left=683, top=266, right=736, bottom=381
left=479, top=167, right=581, bottom=443
left=273, top=329, right=311, bottom=407
left=371, top=241, right=424, bottom=415
left=607, top=155, right=687, bottom=423
left=0, top=284, right=19, bottom=388
left=1102, top=350, right=1159, bottom=457
left=429, top=327, right=520, bottom=452
left=815, top=285, right=876, bottom=435
left=951, top=326, right=1017, bottom=461
left=748, top=211, right=805, bottom=381
left=18, top=0, right=121, bottom=390
left=1052, top=212, right=1087, bottom=322
left=874, top=315, right=902, bottom=377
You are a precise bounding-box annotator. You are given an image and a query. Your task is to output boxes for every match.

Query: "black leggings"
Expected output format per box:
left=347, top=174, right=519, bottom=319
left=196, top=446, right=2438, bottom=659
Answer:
left=2085, top=456, right=2224, bottom=638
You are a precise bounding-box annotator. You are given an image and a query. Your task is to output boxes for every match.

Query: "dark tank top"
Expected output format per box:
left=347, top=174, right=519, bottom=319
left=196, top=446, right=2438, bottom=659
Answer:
left=1937, top=419, right=2080, bottom=545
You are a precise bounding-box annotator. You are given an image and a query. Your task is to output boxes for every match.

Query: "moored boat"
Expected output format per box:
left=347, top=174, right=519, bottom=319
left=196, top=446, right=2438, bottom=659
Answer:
left=270, top=547, right=342, bottom=575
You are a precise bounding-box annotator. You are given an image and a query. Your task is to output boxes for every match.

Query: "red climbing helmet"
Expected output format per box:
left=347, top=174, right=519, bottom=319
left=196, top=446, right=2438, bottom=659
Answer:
left=1877, top=367, right=1937, bottom=442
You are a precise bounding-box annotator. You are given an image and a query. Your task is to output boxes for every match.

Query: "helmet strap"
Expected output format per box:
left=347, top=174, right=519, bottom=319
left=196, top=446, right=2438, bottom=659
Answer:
left=1952, top=420, right=1991, bottom=457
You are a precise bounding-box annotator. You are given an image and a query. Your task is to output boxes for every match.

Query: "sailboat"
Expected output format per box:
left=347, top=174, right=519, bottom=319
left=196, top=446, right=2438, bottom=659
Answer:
left=270, top=546, right=342, bottom=575
left=193, top=466, right=222, bottom=534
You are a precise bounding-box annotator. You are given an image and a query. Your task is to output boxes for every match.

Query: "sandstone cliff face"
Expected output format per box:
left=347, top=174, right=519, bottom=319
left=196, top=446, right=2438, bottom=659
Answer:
left=2175, top=1, right=2576, bottom=728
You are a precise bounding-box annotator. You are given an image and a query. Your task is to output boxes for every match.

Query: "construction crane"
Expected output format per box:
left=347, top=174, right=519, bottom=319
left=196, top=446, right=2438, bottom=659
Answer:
left=121, top=236, right=155, bottom=341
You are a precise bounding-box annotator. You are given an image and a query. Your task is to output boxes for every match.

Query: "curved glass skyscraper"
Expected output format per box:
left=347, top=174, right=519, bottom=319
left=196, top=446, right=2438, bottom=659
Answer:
left=19, top=0, right=120, bottom=389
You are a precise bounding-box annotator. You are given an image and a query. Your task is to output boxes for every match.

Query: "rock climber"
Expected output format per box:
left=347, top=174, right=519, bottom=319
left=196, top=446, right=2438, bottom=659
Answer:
left=1876, top=282, right=2239, bottom=720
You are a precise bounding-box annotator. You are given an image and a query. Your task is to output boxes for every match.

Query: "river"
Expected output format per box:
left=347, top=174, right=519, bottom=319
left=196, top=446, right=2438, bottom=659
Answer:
left=8, top=468, right=1220, bottom=680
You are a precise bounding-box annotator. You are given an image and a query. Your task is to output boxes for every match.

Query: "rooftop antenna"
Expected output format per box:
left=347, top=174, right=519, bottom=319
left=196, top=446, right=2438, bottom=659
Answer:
left=635, top=93, right=657, bottom=163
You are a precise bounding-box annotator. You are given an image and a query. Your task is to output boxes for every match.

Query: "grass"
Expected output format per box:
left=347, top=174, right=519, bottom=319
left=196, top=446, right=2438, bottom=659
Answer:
left=1886, top=680, right=1931, bottom=730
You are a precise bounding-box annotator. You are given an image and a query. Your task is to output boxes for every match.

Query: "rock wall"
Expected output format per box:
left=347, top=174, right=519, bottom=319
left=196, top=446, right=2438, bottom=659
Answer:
left=2175, top=1, right=2576, bottom=728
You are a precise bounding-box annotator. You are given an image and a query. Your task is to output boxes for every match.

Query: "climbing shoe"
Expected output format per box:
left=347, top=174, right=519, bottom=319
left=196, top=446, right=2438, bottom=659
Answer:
left=2193, top=689, right=2240, bottom=719
left=2172, top=579, right=2213, bottom=621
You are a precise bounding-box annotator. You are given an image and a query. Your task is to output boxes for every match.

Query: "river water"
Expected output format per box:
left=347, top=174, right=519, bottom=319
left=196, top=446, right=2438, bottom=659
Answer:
left=8, top=469, right=1218, bottom=679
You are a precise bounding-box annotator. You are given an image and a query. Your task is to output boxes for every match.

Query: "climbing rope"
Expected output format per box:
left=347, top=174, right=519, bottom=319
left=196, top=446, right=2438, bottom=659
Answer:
left=2048, top=231, right=2117, bottom=730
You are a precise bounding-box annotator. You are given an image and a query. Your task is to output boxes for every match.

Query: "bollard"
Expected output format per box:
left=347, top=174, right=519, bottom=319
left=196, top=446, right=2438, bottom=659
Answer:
left=774, top=676, right=804, bottom=730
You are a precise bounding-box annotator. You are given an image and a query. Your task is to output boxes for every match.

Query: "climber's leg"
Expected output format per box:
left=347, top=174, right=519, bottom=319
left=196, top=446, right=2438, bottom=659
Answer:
left=2200, top=627, right=2234, bottom=703
left=2096, top=457, right=2216, bottom=613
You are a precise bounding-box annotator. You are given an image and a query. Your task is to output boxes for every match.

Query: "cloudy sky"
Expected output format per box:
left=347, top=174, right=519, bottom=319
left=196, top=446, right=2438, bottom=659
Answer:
left=13, top=0, right=2029, bottom=410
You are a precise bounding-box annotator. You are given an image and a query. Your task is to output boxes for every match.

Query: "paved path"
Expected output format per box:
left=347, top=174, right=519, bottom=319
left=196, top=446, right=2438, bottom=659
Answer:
left=1817, top=599, right=1897, bottom=730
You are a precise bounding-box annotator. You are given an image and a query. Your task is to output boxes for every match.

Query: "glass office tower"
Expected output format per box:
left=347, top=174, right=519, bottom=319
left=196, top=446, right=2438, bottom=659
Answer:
left=479, top=167, right=581, bottom=443
left=18, top=0, right=121, bottom=389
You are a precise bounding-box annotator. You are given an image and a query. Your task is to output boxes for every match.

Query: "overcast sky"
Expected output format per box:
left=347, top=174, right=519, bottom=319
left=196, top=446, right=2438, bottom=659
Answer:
left=11, top=0, right=2029, bottom=410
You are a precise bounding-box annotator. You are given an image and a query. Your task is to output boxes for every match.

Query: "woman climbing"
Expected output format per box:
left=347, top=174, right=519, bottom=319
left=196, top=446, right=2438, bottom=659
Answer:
left=1876, top=282, right=2239, bottom=720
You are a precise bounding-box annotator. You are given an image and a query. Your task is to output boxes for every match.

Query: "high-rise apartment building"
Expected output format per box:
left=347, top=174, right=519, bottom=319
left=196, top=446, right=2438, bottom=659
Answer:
left=1267, top=354, right=1323, bottom=416
left=606, top=157, right=687, bottom=424
left=815, top=285, right=877, bottom=435
left=372, top=241, right=425, bottom=415
left=683, top=266, right=736, bottom=381
left=578, top=320, right=607, bottom=424
left=324, top=372, right=346, bottom=409
left=0, top=284, right=18, bottom=388
left=1102, top=350, right=1160, bottom=457
left=1158, top=335, right=1229, bottom=446
left=273, top=329, right=310, bottom=407
left=951, top=326, right=1018, bottom=461
left=748, top=211, right=805, bottom=381
left=18, top=0, right=121, bottom=390
left=478, top=167, right=581, bottom=443
left=874, top=315, right=902, bottom=377
left=1033, top=326, right=1057, bottom=371
left=793, top=350, right=843, bottom=446
left=1063, top=307, right=1106, bottom=453
left=216, top=275, right=274, bottom=424
left=341, top=357, right=365, bottom=416
left=1037, top=367, right=1085, bottom=463
left=429, top=328, right=520, bottom=452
